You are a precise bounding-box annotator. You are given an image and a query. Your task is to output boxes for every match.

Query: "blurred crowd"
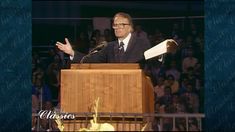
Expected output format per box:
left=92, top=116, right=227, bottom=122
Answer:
left=32, top=22, right=204, bottom=131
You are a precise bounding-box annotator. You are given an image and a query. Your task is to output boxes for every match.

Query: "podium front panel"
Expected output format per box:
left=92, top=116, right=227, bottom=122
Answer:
left=61, top=69, right=146, bottom=113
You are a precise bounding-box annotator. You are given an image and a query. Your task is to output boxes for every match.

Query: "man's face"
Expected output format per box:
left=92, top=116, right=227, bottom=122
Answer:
left=113, top=16, right=132, bottom=39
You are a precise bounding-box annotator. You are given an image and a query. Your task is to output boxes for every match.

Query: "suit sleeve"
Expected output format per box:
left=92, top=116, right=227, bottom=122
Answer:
left=71, top=51, right=86, bottom=63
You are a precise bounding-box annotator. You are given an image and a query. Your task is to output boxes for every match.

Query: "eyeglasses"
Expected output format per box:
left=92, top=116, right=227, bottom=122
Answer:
left=112, top=23, right=130, bottom=29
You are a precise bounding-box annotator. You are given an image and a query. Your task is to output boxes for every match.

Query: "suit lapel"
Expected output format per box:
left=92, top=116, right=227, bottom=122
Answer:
left=123, top=34, right=136, bottom=61
left=113, top=40, right=120, bottom=62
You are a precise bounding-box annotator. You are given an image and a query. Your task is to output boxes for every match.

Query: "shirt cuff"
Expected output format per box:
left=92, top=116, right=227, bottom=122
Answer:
left=70, top=55, right=74, bottom=60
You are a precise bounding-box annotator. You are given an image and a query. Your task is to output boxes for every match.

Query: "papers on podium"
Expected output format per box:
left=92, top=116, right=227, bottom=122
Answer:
left=144, top=39, right=178, bottom=60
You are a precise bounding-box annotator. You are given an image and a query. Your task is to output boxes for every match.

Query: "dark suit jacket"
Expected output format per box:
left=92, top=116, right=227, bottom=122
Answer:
left=72, top=33, right=151, bottom=63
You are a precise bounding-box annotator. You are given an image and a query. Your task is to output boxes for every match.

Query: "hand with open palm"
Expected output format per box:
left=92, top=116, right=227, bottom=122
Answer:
left=56, top=38, right=75, bottom=57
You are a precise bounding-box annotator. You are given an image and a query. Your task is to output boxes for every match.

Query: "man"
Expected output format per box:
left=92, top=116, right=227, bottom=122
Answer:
left=56, top=12, right=151, bottom=63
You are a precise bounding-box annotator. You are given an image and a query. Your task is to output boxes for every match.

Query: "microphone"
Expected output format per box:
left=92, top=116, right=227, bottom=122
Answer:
left=89, top=41, right=108, bottom=53
left=80, top=41, right=108, bottom=63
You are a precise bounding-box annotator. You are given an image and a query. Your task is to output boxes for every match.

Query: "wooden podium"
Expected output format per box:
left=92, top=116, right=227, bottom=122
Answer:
left=61, top=63, right=154, bottom=113
left=60, top=64, right=154, bottom=131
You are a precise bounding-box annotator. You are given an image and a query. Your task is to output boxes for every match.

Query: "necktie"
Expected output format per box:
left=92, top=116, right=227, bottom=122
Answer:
left=118, top=42, right=125, bottom=62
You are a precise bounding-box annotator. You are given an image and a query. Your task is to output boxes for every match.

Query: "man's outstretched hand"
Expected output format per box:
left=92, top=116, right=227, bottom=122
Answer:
left=166, top=39, right=178, bottom=53
left=56, top=38, right=74, bottom=57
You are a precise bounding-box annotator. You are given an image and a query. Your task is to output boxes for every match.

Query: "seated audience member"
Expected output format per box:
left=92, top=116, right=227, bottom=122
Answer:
left=32, top=75, right=52, bottom=110
left=181, top=82, right=199, bottom=113
left=166, top=60, right=181, bottom=81
left=182, top=49, right=198, bottom=73
left=164, top=74, right=179, bottom=94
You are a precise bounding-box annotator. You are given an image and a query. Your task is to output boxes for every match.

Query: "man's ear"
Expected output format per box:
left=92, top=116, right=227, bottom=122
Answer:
left=130, top=27, right=134, bottom=32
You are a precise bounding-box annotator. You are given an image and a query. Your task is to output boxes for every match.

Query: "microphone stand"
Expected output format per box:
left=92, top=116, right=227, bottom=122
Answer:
left=80, top=42, right=107, bottom=63
left=80, top=50, right=98, bottom=63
